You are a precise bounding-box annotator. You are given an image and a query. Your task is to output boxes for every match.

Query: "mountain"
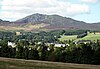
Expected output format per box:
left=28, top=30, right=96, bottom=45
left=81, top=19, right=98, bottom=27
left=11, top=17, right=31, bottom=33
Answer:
left=15, top=13, right=100, bottom=30
left=0, top=13, right=100, bottom=31
left=15, top=13, right=86, bottom=26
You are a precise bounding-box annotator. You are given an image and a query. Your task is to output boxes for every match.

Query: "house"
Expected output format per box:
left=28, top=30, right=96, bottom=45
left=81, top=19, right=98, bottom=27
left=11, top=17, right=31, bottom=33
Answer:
left=16, top=32, right=21, bottom=35
left=45, top=43, right=54, bottom=46
left=8, top=41, right=16, bottom=48
left=45, top=43, right=70, bottom=47
left=54, top=44, right=66, bottom=47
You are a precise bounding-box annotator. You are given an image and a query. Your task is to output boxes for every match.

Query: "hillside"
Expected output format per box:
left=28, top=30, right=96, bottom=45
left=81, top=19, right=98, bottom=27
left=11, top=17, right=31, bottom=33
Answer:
left=0, top=13, right=100, bottom=31
left=0, top=19, right=12, bottom=26
left=0, top=57, right=100, bottom=69
left=15, top=13, right=100, bottom=30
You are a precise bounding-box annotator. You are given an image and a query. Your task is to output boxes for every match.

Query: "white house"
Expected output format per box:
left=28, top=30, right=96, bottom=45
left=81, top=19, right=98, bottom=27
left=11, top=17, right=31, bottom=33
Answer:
left=54, top=44, right=66, bottom=47
left=45, top=43, right=54, bottom=46
left=8, top=41, right=16, bottom=48
left=45, top=43, right=70, bottom=47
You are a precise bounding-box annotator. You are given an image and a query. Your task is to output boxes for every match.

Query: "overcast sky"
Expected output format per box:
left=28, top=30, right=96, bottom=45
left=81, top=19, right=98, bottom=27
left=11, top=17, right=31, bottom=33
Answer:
left=0, top=0, right=100, bottom=23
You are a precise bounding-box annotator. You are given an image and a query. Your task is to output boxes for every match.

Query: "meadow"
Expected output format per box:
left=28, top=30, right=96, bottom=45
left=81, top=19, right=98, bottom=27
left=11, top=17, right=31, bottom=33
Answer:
left=59, top=35, right=77, bottom=41
left=0, top=57, right=100, bottom=69
left=59, top=33, right=100, bottom=41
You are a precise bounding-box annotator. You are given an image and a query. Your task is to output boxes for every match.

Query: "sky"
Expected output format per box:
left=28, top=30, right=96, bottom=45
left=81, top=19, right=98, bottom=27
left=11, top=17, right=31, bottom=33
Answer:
left=0, top=0, right=100, bottom=23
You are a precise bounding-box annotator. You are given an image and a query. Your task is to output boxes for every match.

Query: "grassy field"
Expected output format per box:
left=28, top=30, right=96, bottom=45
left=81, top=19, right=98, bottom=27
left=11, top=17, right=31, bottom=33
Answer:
left=0, top=57, right=100, bottom=69
left=59, top=33, right=100, bottom=41
left=59, top=35, right=77, bottom=41
left=76, top=33, right=100, bottom=41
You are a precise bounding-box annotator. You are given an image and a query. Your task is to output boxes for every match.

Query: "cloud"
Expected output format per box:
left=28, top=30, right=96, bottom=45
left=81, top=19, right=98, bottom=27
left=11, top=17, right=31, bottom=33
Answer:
left=80, top=0, right=98, bottom=3
left=0, top=0, right=90, bottom=21
left=0, top=11, right=27, bottom=19
left=66, top=4, right=90, bottom=15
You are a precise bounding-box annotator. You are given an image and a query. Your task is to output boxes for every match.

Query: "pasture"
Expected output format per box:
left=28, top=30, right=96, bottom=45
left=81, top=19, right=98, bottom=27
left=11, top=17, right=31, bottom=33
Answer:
left=59, top=33, right=100, bottom=41
left=59, top=35, right=77, bottom=41
left=0, top=57, right=100, bottom=69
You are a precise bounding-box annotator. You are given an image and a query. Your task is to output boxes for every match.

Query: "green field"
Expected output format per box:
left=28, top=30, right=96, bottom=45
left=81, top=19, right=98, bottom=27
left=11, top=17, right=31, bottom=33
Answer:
left=59, top=35, right=77, bottom=41
left=59, top=33, right=100, bottom=41
left=0, top=57, right=100, bottom=69
left=76, top=33, right=100, bottom=41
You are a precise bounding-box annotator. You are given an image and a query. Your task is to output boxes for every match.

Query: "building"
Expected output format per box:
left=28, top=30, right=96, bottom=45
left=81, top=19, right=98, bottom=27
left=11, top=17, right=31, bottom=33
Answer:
left=54, top=44, right=66, bottom=47
left=16, top=32, right=21, bottom=35
left=8, top=41, right=16, bottom=48
left=45, top=43, right=70, bottom=47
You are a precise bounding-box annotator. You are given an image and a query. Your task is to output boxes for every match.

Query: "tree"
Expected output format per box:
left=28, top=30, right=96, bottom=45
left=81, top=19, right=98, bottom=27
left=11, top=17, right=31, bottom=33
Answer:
left=49, top=47, right=66, bottom=62
left=0, top=40, right=8, bottom=57
left=16, top=42, right=24, bottom=59
left=40, top=45, right=48, bottom=60
left=23, top=47, right=29, bottom=59
left=28, top=49, right=39, bottom=60
left=79, top=44, right=94, bottom=64
left=92, top=45, right=100, bottom=64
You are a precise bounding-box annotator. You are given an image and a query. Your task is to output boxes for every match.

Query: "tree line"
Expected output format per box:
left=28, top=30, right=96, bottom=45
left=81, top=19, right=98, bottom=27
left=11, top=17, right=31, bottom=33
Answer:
left=0, top=39, right=100, bottom=65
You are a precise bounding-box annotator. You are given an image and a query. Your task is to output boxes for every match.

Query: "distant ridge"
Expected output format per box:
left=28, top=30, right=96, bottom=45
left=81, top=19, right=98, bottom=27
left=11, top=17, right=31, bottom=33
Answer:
left=0, top=13, right=100, bottom=31
left=15, top=13, right=100, bottom=30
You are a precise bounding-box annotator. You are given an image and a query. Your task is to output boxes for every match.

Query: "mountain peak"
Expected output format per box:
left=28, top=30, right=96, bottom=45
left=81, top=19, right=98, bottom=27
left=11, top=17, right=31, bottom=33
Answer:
left=15, top=13, right=78, bottom=24
left=15, top=13, right=100, bottom=30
